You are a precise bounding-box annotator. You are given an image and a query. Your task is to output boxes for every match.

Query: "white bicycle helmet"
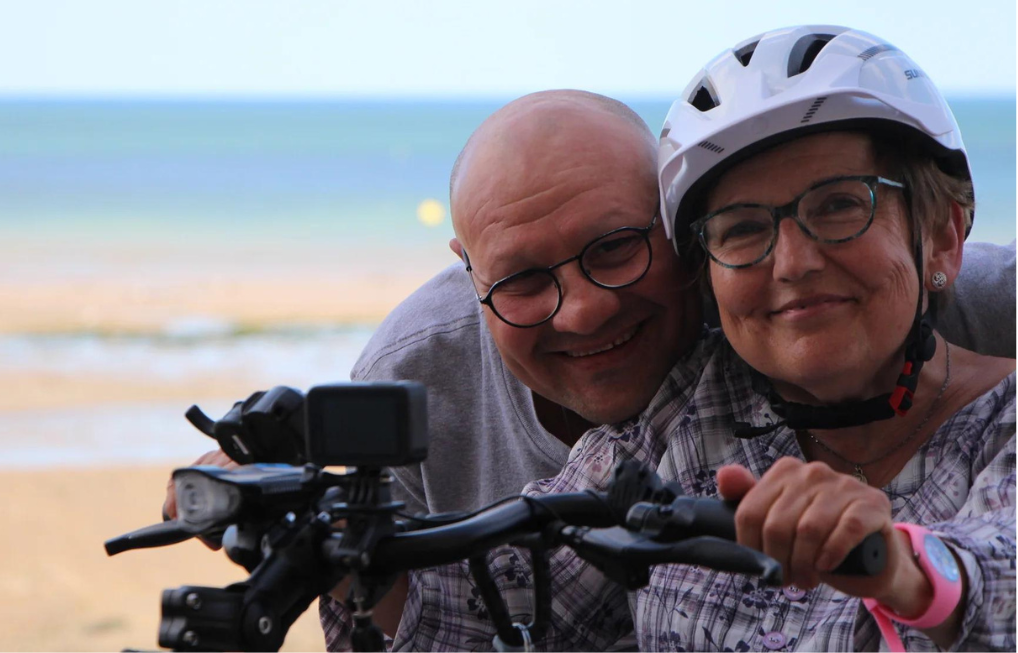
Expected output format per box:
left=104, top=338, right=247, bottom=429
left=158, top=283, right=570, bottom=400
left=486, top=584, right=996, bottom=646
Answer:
left=659, top=24, right=973, bottom=249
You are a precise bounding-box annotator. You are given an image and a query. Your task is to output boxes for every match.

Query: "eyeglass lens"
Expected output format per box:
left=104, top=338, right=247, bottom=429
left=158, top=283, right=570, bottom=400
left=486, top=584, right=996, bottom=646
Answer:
left=702, top=178, right=876, bottom=268
left=490, top=228, right=652, bottom=326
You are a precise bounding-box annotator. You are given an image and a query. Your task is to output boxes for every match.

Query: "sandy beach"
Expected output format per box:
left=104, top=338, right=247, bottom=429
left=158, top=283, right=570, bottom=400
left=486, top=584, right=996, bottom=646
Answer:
left=0, top=466, right=327, bottom=651
left=0, top=237, right=451, bottom=649
left=0, top=237, right=453, bottom=336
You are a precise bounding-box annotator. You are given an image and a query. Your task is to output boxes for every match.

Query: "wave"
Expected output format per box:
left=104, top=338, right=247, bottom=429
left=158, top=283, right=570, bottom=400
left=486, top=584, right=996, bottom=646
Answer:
left=3, top=318, right=380, bottom=343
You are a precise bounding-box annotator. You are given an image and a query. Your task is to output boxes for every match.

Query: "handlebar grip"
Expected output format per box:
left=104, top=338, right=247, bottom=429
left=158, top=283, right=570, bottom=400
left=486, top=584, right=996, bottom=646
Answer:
left=831, top=531, right=886, bottom=576
left=628, top=498, right=887, bottom=577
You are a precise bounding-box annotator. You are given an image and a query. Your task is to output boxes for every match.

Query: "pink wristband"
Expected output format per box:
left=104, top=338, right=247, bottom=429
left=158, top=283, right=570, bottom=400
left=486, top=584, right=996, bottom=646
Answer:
left=863, top=523, right=962, bottom=652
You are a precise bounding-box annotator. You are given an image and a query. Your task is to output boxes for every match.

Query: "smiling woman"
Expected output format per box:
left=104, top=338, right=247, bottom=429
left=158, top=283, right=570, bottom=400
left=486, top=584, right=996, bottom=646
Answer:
left=705, top=133, right=921, bottom=402
left=641, top=24, right=1016, bottom=652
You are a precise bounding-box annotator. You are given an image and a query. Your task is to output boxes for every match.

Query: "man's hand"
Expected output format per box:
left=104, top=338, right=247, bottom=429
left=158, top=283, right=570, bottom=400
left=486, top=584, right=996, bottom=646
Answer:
left=162, top=449, right=240, bottom=550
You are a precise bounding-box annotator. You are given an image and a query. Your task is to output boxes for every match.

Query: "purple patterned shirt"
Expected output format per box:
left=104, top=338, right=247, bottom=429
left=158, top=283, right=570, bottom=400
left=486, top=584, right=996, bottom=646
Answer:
left=321, top=333, right=1016, bottom=651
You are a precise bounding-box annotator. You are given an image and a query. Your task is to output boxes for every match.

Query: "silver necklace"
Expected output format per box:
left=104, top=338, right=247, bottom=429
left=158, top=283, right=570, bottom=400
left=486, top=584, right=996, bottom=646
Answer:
left=800, top=341, right=951, bottom=484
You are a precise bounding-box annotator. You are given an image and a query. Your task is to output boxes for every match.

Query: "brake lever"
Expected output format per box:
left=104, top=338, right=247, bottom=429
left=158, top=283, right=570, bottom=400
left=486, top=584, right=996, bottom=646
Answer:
left=105, top=521, right=196, bottom=556
left=558, top=526, right=783, bottom=589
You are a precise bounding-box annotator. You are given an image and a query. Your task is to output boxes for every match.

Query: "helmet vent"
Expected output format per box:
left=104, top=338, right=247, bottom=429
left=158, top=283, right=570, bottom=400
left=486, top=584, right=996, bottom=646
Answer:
left=688, top=78, right=720, bottom=112
left=698, top=140, right=725, bottom=154
left=800, top=96, right=828, bottom=124
left=734, top=40, right=759, bottom=67
left=858, top=43, right=899, bottom=61
left=787, top=33, right=835, bottom=77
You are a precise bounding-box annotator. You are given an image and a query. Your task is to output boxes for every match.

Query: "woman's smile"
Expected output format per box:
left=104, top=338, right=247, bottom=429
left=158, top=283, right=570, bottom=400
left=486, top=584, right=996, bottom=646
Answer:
left=769, top=294, right=856, bottom=323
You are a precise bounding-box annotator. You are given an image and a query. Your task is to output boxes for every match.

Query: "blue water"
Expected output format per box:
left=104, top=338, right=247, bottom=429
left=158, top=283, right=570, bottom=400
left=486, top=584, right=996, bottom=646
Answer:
left=0, top=97, right=1013, bottom=245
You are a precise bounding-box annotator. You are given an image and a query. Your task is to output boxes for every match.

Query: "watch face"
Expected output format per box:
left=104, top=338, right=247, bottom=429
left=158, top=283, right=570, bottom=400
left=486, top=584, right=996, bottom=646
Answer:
left=924, top=534, right=961, bottom=582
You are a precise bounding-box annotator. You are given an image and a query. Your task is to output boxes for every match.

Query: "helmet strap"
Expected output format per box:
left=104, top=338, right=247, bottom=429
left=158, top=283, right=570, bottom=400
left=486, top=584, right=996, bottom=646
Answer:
left=890, top=185, right=937, bottom=416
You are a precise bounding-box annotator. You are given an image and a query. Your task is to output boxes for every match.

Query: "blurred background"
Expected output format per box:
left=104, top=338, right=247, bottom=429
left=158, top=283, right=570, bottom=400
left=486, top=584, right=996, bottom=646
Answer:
left=0, top=1, right=1013, bottom=650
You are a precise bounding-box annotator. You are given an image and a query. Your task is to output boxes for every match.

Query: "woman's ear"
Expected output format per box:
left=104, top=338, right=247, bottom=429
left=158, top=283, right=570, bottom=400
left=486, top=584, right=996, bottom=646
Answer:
left=925, top=201, right=965, bottom=291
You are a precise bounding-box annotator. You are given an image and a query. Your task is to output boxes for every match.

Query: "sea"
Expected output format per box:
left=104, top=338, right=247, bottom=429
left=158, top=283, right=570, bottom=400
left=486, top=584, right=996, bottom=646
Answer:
left=0, top=97, right=1014, bottom=468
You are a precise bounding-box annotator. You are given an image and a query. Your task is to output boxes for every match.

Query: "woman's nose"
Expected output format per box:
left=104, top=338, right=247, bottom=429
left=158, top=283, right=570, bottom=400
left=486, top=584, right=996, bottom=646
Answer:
left=770, top=217, right=825, bottom=282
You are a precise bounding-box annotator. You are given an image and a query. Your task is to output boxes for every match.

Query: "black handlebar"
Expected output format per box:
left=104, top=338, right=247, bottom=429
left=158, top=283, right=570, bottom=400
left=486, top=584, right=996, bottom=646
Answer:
left=356, top=491, right=615, bottom=571
left=628, top=497, right=887, bottom=577
left=107, top=461, right=887, bottom=652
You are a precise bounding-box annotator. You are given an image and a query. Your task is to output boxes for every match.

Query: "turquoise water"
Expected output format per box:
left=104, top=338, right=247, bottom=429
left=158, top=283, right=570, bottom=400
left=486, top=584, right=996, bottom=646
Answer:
left=0, top=98, right=1013, bottom=245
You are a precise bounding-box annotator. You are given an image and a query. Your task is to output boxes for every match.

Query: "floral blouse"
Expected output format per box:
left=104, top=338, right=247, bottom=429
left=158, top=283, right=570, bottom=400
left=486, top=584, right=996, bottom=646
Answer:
left=320, top=332, right=1015, bottom=651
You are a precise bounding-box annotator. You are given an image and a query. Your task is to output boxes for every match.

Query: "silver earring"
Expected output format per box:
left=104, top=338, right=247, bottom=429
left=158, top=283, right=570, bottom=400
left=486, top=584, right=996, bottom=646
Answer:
left=931, top=271, right=948, bottom=290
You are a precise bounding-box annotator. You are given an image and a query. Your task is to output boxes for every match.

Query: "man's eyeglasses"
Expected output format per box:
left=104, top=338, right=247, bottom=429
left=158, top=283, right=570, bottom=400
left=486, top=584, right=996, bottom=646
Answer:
left=463, top=213, right=658, bottom=328
left=690, top=175, right=905, bottom=269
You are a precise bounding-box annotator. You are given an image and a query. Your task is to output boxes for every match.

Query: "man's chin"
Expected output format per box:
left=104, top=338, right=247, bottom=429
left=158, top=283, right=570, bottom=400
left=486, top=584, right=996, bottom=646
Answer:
left=553, top=365, right=670, bottom=425
left=566, top=392, right=651, bottom=427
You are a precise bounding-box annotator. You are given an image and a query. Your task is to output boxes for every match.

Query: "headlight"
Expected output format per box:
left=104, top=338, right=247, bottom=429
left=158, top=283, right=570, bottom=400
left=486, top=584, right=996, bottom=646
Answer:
left=174, top=468, right=244, bottom=533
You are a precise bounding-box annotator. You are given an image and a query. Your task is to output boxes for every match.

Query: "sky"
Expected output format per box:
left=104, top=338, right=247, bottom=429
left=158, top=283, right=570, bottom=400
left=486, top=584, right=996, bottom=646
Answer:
left=1, top=0, right=1014, bottom=98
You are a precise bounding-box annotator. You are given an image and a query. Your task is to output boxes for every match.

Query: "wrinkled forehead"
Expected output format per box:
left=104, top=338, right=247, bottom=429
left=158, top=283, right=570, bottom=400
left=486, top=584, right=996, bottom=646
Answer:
left=458, top=160, right=657, bottom=281
left=454, top=110, right=656, bottom=274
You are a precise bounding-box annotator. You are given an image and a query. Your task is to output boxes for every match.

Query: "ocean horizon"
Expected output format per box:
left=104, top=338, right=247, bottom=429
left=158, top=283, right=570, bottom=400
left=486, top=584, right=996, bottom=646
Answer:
left=1, top=96, right=1013, bottom=245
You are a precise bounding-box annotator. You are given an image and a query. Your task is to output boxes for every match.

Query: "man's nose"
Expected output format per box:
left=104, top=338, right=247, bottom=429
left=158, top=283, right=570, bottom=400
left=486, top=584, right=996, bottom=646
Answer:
left=770, top=217, right=825, bottom=282
left=549, top=265, right=622, bottom=335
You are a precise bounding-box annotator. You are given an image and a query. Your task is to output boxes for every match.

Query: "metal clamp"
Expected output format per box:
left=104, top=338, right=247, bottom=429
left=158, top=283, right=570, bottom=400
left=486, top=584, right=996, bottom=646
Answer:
left=493, top=623, right=534, bottom=652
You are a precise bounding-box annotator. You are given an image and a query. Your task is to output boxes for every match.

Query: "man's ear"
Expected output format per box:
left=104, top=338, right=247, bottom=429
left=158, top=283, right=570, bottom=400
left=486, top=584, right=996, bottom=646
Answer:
left=925, top=201, right=965, bottom=291
left=449, top=237, right=464, bottom=261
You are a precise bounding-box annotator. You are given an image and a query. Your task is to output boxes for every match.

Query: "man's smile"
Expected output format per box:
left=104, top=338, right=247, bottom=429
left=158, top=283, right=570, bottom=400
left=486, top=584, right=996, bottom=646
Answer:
left=559, top=322, right=642, bottom=358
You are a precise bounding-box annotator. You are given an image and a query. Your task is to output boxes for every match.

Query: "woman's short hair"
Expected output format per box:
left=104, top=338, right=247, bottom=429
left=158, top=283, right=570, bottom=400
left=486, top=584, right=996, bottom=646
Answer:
left=873, top=128, right=975, bottom=317
left=873, top=128, right=975, bottom=237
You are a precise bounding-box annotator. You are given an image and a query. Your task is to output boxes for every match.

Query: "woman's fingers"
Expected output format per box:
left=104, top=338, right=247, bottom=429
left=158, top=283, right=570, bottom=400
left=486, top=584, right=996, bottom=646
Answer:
left=759, top=465, right=833, bottom=586
left=815, top=491, right=891, bottom=572
left=786, top=493, right=839, bottom=589
left=732, top=458, right=798, bottom=554
left=716, top=464, right=757, bottom=501
left=731, top=458, right=891, bottom=590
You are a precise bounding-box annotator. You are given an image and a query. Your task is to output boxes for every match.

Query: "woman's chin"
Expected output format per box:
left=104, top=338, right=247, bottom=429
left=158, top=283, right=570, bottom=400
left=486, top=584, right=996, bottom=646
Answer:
left=757, top=354, right=878, bottom=405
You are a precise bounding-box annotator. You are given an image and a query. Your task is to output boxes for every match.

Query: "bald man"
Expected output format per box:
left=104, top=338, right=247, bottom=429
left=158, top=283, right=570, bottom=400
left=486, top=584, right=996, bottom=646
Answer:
left=370, top=90, right=700, bottom=518
left=319, top=90, right=702, bottom=649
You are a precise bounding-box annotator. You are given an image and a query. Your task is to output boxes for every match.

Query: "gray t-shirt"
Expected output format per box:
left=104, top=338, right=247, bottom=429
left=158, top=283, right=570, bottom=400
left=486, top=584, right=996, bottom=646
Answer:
left=350, top=263, right=570, bottom=516
left=937, top=240, right=1016, bottom=358
left=354, top=241, right=1015, bottom=515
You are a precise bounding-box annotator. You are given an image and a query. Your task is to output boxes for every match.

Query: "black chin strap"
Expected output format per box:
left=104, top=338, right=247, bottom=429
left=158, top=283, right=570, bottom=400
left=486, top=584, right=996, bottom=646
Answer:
left=733, top=320, right=935, bottom=438
left=734, top=187, right=937, bottom=439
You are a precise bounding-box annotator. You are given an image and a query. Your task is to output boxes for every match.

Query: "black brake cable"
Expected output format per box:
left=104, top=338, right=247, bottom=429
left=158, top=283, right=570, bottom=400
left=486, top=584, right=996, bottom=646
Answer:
left=394, top=494, right=530, bottom=525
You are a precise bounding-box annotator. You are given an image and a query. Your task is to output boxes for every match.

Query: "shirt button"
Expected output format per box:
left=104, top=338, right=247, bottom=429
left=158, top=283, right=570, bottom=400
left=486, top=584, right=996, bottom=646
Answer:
left=783, top=585, right=806, bottom=601
left=762, top=631, right=786, bottom=650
